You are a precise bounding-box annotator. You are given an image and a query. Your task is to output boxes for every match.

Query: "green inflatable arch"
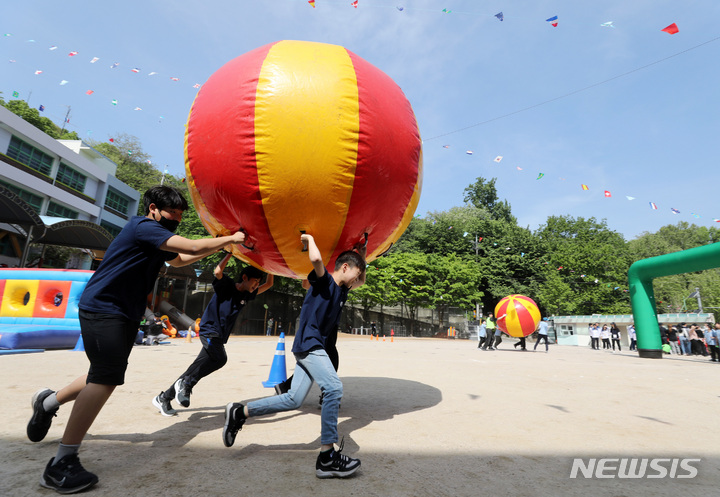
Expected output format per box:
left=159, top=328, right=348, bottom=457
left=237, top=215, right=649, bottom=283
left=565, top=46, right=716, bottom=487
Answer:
left=628, top=242, right=720, bottom=359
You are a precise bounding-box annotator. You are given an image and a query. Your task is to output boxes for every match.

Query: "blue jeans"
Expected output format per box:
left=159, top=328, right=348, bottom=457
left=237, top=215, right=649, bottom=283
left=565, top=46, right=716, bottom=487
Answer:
left=247, top=348, right=342, bottom=445
left=679, top=337, right=691, bottom=355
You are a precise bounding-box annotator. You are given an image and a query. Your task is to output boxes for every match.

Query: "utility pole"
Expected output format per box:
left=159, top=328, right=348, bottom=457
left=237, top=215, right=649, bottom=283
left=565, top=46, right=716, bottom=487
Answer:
left=60, top=106, right=71, bottom=133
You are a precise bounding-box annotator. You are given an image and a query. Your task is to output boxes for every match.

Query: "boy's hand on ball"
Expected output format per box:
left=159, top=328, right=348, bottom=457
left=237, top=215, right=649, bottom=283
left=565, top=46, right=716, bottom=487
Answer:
left=230, top=231, right=246, bottom=244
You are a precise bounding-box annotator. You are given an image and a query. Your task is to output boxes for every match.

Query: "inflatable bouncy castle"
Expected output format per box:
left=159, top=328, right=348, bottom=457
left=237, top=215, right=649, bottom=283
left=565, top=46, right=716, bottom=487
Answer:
left=0, top=269, right=92, bottom=350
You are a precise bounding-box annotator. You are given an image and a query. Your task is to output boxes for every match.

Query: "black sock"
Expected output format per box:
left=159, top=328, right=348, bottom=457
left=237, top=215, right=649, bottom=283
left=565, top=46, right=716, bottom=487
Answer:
left=319, top=448, right=333, bottom=462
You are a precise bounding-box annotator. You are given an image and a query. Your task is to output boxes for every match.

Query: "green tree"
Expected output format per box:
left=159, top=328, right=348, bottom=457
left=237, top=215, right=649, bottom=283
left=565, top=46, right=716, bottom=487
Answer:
left=1, top=99, right=79, bottom=139
left=463, top=176, right=515, bottom=223
left=534, top=215, right=632, bottom=315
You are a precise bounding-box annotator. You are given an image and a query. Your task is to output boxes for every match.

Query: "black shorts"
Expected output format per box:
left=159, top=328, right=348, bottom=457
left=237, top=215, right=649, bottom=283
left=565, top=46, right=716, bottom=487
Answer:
left=79, top=310, right=140, bottom=386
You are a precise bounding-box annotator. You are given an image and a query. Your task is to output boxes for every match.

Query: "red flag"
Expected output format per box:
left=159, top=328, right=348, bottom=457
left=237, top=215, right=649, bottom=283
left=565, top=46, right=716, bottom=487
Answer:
left=109, top=138, right=114, bottom=142
left=661, top=23, right=679, bottom=35
left=604, top=190, right=612, bottom=197
left=351, top=0, right=358, bottom=7
left=308, top=0, right=315, bottom=7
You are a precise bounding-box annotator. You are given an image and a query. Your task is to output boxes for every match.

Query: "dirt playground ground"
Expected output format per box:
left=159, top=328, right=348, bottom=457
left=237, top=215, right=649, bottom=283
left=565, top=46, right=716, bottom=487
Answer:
left=2, top=334, right=719, bottom=497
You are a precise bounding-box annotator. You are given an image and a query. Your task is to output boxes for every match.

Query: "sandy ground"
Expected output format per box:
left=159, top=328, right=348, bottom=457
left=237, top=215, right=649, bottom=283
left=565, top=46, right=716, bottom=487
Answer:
left=2, top=335, right=719, bottom=497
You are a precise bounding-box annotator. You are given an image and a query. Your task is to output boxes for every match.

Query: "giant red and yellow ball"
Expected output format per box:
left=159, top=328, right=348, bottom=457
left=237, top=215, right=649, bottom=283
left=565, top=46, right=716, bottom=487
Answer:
left=184, top=40, right=423, bottom=278
left=494, top=294, right=541, bottom=337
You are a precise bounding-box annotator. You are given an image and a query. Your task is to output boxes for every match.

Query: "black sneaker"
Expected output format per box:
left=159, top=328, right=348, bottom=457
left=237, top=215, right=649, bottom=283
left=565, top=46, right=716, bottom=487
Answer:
left=222, top=402, right=246, bottom=447
left=152, top=393, right=177, bottom=417
left=27, top=388, right=57, bottom=442
left=174, top=378, right=191, bottom=408
left=315, top=444, right=361, bottom=478
left=40, top=454, right=98, bottom=494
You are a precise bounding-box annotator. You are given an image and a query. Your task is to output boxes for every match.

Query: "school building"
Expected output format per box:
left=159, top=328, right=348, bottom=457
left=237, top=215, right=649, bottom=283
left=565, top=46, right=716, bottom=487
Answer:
left=551, top=313, right=716, bottom=347
left=0, top=104, right=140, bottom=268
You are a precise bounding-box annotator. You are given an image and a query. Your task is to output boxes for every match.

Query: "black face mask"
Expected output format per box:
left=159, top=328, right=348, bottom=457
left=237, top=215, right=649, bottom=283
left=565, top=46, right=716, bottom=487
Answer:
left=156, top=213, right=180, bottom=233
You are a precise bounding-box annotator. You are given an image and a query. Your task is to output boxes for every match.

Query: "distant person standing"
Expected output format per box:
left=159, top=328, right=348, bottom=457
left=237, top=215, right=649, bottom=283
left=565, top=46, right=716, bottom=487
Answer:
left=601, top=325, right=611, bottom=350
left=667, top=325, right=681, bottom=355
left=533, top=318, right=550, bottom=352
left=266, top=317, right=274, bottom=336
left=678, top=323, right=691, bottom=355
left=628, top=323, right=637, bottom=351
left=589, top=323, right=600, bottom=350
left=705, top=324, right=719, bottom=362
left=610, top=322, right=621, bottom=352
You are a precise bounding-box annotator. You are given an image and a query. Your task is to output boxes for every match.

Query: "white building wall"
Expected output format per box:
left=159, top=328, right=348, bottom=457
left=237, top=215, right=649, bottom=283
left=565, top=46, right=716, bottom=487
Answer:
left=0, top=104, right=140, bottom=228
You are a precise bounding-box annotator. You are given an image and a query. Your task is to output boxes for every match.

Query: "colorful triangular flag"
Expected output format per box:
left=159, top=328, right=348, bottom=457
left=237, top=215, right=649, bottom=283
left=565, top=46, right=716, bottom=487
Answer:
left=661, top=23, right=679, bottom=35
left=604, top=190, right=611, bottom=197
left=581, top=184, right=589, bottom=190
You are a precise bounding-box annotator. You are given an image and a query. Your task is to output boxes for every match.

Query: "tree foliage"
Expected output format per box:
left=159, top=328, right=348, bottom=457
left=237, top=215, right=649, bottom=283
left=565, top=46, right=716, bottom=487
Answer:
left=0, top=99, right=79, bottom=140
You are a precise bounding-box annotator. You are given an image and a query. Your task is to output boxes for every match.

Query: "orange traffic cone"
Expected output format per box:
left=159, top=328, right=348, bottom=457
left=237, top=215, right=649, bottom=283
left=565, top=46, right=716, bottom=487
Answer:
left=262, top=333, right=287, bottom=388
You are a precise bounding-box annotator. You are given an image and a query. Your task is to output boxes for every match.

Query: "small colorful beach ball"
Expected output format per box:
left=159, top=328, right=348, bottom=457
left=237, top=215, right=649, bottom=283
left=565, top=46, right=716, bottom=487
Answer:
left=494, top=294, right=541, bottom=337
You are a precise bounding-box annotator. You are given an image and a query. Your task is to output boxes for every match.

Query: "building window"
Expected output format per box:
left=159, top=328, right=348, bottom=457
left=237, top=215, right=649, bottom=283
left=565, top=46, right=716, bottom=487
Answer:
left=100, top=221, right=121, bottom=238
left=104, top=188, right=130, bottom=215
left=6, top=136, right=54, bottom=176
left=46, top=201, right=78, bottom=219
left=56, top=163, right=87, bottom=193
left=0, top=180, right=44, bottom=212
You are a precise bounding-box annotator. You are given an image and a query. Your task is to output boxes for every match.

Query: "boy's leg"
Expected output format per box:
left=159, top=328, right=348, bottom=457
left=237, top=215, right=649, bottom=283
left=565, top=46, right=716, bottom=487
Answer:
left=42, top=311, right=136, bottom=493
left=27, top=374, right=88, bottom=443
left=248, top=360, right=314, bottom=416
left=300, top=349, right=361, bottom=478
left=223, top=360, right=313, bottom=447
left=296, top=349, right=342, bottom=447
left=160, top=336, right=227, bottom=409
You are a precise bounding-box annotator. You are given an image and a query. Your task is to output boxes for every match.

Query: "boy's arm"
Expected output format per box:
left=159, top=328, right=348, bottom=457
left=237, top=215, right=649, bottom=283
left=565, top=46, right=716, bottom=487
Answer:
left=349, top=241, right=367, bottom=290
left=301, top=234, right=325, bottom=277
left=257, top=274, right=274, bottom=295
left=213, top=252, right=234, bottom=280
left=164, top=232, right=245, bottom=267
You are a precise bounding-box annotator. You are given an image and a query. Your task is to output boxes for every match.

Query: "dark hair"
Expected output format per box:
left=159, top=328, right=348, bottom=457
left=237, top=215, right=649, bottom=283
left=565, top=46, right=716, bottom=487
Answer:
left=334, top=250, right=366, bottom=272
left=143, top=185, right=189, bottom=215
left=239, top=265, right=265, bottom=281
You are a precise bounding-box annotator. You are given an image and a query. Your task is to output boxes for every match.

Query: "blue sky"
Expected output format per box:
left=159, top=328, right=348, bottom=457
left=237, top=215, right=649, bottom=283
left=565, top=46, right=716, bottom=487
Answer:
left=2, top=0, right=719, bottom=241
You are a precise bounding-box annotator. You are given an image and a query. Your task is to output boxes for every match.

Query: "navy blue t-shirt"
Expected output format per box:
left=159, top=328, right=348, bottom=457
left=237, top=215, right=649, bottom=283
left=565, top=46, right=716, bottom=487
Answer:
left=79, top=216, right=177, bottom=321
left=199, top=275, right=257, bottom=343
left=292, top=269, right=349, bottom=355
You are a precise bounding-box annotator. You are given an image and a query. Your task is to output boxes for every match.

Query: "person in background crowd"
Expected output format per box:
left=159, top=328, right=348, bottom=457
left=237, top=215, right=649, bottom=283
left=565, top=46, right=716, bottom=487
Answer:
left=601, top=325, right=611, bottom=350
left=628, top=323, right=637, bottom=351
left=610, top=322, right=621, bottom=352
left=667, top=325, right=681, bottom=355
left=589, top=323, right=600, bottom=350
left=679, top=323, right=692, bottom=355
left=704, top=324, right=719, bottom=362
